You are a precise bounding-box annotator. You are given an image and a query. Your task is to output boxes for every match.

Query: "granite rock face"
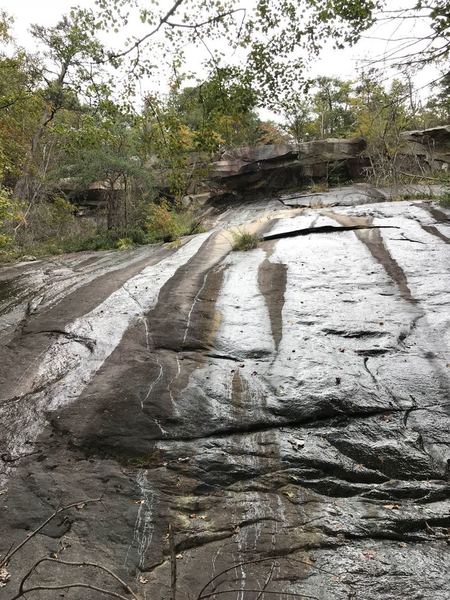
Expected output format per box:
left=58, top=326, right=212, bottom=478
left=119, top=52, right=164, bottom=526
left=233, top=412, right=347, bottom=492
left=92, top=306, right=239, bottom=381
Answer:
left=0, top=188, right=449, bottom=600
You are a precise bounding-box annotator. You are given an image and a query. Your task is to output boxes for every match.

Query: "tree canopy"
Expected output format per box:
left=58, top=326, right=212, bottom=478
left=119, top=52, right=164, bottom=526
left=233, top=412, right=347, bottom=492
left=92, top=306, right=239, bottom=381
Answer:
left=0, top=0, right=448, bottom=258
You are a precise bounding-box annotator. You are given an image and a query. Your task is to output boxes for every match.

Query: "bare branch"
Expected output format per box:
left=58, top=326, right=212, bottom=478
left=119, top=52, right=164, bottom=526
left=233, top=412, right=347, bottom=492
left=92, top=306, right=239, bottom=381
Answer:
left=199, top=590, right=318, bottom=600
left=165, top=8, right=246, bottom=30
left=9, top=582, right=135, bottom=600
left=14, top=557, right=141, bottom=600
left=255, top=562, right=275, bottom=600
left=108, top=0, right=185, bottom=60
left=0, top=497, right=102, bottom=568
left=108, top=5, right=246, bottom=62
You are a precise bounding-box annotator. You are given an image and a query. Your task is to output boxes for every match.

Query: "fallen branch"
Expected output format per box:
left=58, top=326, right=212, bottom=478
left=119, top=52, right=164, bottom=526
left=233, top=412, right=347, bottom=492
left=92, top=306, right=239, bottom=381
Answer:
left=0, top=497, right=102, bottom=568
left=9, top=582, right=135, bottom=600
left=199, top=590, right=318, bottom=600
left=16, top=557, right=140, bottom=600
left=255, top=562, right=275, bottom=600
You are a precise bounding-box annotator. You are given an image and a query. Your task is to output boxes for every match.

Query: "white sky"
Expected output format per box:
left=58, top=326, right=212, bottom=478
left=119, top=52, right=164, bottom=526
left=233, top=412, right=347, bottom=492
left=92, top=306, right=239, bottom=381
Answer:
left=1, top=0, right=440, bottom=118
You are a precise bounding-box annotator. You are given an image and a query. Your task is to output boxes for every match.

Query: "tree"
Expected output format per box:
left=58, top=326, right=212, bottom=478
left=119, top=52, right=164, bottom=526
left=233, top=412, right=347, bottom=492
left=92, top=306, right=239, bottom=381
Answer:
left=96, top=0, right=381, bottom=106
left=423, top=73, right=450, bottom=125
left=364, top=1, right=450, bottom=69
left=57, top=109, right=153, bottom=230
left=279, top=93, right=315, bottom=144
left=0, top=13, right=42, bottom=184
left=12, top=9, right=109, bottom=204
left=312, top=77, right=355, bottom=138
left=350, top=71, right=420, bottom=182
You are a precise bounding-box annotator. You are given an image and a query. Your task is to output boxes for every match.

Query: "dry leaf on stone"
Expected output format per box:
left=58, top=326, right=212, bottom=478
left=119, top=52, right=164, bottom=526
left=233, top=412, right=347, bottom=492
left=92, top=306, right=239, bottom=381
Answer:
left=0, top=567, right=10, bottom=587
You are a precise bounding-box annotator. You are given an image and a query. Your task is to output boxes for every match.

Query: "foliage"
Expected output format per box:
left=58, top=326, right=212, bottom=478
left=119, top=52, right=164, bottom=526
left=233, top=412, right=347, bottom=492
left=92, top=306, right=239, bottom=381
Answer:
left=94, top=0, right=381, bottom=106
left=0, top=1, right=449, bottom=260
left=146, top=201, right=199, bottom=242
left=439, top=194, right=450, bottom=207
left=231, top=229, right=259, bottom=251
left=0, top=186, right=14, bottom=247
left=116, top=237, right=135, bottom=250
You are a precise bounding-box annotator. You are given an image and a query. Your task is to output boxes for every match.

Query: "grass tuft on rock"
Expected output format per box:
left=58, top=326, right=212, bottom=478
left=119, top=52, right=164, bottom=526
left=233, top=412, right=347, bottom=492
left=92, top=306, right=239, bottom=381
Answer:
left=438, top=191, right=450, bottom=207
left=231, top=229, right=259, bottom=251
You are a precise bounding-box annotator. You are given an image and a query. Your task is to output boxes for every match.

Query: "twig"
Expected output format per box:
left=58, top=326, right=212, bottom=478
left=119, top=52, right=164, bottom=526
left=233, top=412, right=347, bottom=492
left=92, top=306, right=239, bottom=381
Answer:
left=9, top=582, right=134, bottom=600
left=169, top=524, right=177, bottom=600
left=199, top=590, right=318, bottom=600
left=108, top=0, right=185, bottom=60
left=397, top=171, right=446, bottom=182
left=255, top=562, right=275, bottom=600
left=14, top=557, right=141, bottom=600
left=0, top=497, right=101, bottom=568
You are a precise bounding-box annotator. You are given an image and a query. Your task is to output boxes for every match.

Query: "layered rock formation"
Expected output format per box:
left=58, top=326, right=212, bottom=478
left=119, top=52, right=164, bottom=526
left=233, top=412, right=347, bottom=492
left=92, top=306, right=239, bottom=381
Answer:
left=400, top=125, right=450, bottom=169
left=209, top=138, right=367, bottom=192
left=0, top=187, right=449, bottom=599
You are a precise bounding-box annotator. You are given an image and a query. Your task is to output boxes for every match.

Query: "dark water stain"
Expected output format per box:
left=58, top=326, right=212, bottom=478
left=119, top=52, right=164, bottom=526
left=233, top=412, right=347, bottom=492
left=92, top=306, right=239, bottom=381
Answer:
left=326, top=211, right=417, bottom=305
left=356, top=227, right=417, bottom=304
left=50, top=233, right=229, bottom=453
left=0, top=278, right=34, bottom=316
left=232, top=369, right=245, bottom=408
left=147, top=233, right=226, bottom=352
left=257, top=254, right=287, bottom=351
left=421, top=203, right=450, bottom=223
left=0, top=245, right=173, bottom=401
left=420, top=224, right=450, bottom=244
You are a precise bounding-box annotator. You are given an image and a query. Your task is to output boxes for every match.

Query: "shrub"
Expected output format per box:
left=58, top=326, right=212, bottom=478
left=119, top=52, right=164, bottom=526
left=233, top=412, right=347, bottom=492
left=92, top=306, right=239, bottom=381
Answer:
left=146, top=200, right=199, bottom=243
left=116, top=237, right=134, bottom=250
left=231, top=229, right=259, bottom=251
left=439, top=192, right=450, bottom=208
left=0, top=186, right=14, bottom=249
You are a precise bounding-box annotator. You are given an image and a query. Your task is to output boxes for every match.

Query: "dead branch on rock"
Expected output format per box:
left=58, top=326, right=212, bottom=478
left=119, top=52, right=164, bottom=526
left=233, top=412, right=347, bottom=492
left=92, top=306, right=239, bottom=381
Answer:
left=196, top=554, right=356, bottom=600
left=255, top=563, right=275, bottom=600
left=10, top=557, right=141, bottom=600
left=10, top=582, right=136, bottom=600
left=0, top=497, right=102, bottom=569
left=169, top=523, right=177, bottom=600
left=199, top=590, right=318, bottom=600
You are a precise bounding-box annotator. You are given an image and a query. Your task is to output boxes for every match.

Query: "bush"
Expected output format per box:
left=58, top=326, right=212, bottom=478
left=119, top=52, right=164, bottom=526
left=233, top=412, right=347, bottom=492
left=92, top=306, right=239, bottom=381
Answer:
left=146, top=200, right=199, bottom=242
left=231, top=229, right=259, bottom=251
left=116, top=237, right=134, bottom=250
left=439, top=193, right=450, bottom=207
left=0, top=186, right=14, bottom=249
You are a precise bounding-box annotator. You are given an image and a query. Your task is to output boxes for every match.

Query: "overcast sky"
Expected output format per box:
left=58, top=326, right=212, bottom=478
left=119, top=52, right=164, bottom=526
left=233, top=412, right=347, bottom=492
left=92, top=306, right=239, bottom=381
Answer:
left=2, top=0, right=439, bottom=116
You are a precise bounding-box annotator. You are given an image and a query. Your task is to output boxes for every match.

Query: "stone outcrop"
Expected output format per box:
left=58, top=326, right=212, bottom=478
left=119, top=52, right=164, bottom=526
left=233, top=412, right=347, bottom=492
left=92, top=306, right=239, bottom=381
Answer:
left=0, top=188, right=449, bottom=600
left=209, top=138, right=367, bottom=192
left=400, top=125, right=450, bottom=168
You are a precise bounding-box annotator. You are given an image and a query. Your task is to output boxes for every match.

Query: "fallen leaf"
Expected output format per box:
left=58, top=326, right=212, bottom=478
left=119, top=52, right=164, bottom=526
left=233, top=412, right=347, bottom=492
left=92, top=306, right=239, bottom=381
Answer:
left=139, top=575, right=148, bottom=584
left=0, top=567, right=10, bottom=586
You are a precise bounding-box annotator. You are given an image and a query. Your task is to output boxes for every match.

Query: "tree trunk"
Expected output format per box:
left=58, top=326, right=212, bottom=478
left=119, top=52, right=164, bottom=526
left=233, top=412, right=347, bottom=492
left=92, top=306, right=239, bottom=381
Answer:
left=13, top=106, right=53, bottom=202
left=13, top=61, right=69, bottom=203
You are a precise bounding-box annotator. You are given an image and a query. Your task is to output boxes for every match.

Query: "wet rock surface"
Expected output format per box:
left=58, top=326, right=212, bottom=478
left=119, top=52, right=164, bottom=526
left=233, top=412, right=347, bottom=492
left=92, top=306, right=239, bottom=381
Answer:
left=0, top=188, right=449, bottom=599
